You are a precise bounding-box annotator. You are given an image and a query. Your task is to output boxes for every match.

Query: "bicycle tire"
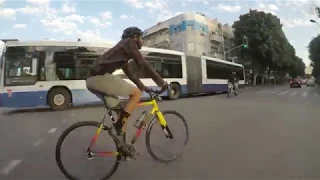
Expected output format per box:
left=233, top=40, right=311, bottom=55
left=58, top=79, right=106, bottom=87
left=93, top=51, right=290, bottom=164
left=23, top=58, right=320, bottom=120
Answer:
left=145, top=110, right=189, bottom=163
left=55, top=121, right=121, bottom=180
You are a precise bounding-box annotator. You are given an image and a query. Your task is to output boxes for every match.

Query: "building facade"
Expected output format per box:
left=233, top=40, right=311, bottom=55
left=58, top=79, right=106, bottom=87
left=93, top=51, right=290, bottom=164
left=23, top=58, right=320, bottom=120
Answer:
left=142, top=12, right=235, bottom=60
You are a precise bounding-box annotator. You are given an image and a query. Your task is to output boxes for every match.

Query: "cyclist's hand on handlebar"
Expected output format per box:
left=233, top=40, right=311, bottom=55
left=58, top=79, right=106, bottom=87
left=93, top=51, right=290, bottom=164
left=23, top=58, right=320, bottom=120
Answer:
left=144, top=87, right=154, bottom=93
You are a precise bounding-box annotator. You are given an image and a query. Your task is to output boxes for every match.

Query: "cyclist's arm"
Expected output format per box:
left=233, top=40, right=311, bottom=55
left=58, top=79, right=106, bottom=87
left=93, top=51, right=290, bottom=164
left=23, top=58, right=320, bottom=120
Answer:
left=123, top=39, right=165, bottom=87
left=122, top=63, right=146, bottom=91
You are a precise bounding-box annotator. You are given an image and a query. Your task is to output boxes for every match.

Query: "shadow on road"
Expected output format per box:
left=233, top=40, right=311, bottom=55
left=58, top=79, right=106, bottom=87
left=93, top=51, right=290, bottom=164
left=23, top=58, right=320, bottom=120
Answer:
left=1, top=104, right=105, bottom=115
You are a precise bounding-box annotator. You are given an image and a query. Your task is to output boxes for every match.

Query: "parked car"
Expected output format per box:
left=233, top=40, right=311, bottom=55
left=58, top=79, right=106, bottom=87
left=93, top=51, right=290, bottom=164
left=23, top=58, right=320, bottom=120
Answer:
left=290, top=78, right=301, bottom=88
left=306, top=78, right=316, bottom=87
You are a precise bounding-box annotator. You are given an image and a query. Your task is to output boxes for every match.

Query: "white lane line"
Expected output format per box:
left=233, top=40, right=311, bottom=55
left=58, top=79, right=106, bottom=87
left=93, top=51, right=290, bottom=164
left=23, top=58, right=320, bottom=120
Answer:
left=290, top=91, right=298, bottom=96
left=256, top=90, right=270, bottom=94
left=278, top=90, right=290, bottom=95
left=32, top=139, right=44, bottom=147
left=314, top=92, right=319, bottom=97
left=48, top=128, right=57, bottom=134
left=302, top=91, right=308, bottom=97
left=62, top=119, right=68, bottom=124
left=1, top=159, right=22, bottom=175
left=269, top=91, right=279, bottom=94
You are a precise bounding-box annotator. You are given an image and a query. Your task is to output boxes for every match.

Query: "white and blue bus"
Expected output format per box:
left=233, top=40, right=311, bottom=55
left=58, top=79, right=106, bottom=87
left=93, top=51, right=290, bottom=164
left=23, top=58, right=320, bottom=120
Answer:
left=0, top=40, right=245, bottom=110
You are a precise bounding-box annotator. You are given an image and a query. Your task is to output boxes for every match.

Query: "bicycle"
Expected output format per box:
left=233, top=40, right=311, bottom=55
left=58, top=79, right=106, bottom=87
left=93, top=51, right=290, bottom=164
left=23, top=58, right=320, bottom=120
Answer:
left=55, top=88, right=189, bottom=180
left=227, top=82, right=238, bottom=98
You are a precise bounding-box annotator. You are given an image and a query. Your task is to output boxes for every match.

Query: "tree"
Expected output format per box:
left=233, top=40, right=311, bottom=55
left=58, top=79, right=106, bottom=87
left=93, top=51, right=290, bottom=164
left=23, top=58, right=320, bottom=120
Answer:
left=232, top=9, right=293, bottom=85
left=316, top=6, right=320, bottom=18
left=309, top=6, right=320, bottom=78
left=308, top=34, right=320, bottom=77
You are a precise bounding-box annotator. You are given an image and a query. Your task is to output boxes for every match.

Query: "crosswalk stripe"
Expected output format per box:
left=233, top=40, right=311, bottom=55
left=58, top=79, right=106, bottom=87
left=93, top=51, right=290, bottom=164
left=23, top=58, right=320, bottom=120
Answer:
left=302, top=92, right=308, bottom=97
left=278, top=90, right=290, bottom=95
left=290, top=91, right=298, bottom=96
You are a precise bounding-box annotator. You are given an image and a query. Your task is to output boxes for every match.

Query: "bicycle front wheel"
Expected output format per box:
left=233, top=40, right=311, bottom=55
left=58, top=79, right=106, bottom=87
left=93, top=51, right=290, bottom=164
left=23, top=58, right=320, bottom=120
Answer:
left=145, top=110, right=189, bottom=163
left=55, top=121, right=121, bottom=180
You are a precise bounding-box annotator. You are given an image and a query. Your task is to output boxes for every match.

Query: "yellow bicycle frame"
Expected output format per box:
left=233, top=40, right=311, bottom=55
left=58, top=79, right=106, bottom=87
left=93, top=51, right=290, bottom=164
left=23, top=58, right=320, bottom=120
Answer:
left=137, top=99, right=167, bottom=127
left=88, top=98, right=167, bottom=157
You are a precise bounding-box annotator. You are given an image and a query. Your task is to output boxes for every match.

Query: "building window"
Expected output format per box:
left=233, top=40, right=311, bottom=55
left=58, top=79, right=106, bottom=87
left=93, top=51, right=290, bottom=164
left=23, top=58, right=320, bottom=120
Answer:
left=173, top=26, right=181, bottom=34
left=187, top=25, right=194, bottom=31
left=188, top=42, right=195, bottom=51
left=200, top=26, right=206, bottom=35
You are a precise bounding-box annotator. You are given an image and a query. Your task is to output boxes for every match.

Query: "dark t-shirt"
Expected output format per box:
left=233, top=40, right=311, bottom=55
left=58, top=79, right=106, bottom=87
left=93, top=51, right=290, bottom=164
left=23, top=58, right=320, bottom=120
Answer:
left=228, top=74, right=238, bottom=84
left=89, top=38, right=165, bottom=90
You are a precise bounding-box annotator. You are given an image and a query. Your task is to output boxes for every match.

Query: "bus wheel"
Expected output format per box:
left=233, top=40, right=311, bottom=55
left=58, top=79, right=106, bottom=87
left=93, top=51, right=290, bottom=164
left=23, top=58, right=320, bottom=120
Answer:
left=168, top=83, right=181, bottom=100
left=48, top=88, right=71, bottom=111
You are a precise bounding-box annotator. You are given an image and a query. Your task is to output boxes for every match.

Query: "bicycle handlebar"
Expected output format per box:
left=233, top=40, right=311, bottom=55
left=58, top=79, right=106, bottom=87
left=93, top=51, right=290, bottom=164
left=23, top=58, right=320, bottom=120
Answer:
left=146, top=85, right=170, bottom=100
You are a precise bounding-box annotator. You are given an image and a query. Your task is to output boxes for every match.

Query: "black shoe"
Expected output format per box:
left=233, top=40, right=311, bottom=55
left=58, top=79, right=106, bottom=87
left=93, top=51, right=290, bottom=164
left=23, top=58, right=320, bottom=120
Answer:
left=114, top=122, right=123, bottom=136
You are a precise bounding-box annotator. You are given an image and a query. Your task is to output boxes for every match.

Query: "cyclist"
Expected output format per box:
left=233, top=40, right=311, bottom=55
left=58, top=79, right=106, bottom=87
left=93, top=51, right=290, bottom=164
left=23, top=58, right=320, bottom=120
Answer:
left=228, top=72, right=238, bottom=93
left=86, top=27, right=168, bottom=141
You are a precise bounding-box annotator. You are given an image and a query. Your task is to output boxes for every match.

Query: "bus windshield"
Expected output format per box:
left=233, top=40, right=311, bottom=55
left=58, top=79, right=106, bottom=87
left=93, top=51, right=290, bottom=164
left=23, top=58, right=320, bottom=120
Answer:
left=4, top=46, right=38, bottom=86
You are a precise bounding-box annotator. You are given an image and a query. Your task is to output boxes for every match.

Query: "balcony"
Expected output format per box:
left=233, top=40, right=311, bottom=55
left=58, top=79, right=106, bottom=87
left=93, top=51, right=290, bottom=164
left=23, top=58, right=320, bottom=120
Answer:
left=144, top=36, right=170, bottom=47
left=210, top=34, right=223, bottom=43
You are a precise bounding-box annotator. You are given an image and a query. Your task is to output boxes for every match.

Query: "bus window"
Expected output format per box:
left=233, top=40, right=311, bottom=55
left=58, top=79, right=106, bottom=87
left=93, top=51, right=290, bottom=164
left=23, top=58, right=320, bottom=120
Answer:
left=162, top=58, right=182, bottom=78
left=142, top=52, right=183, bottom=79
left=206, top=60, right=227, bottom=79
left=206, top=60, right=244, bottom=80
left=4, top=46, right=38, bottom=86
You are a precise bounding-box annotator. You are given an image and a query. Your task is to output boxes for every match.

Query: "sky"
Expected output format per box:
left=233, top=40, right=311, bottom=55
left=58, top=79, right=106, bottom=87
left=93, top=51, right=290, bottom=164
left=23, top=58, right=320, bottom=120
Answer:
left=0, top=0, right=320, bottom=67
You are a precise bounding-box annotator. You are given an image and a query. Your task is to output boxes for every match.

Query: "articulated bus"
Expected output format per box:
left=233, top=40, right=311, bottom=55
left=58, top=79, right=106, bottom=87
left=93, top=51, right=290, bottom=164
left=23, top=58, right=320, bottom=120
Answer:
left=0, top=40, right=245, bottom=111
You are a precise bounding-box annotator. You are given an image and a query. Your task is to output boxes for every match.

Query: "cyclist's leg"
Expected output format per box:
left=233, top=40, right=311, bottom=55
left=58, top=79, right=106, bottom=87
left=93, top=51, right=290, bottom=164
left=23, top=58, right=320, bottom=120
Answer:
left=86, top=73, right=141, bottom=134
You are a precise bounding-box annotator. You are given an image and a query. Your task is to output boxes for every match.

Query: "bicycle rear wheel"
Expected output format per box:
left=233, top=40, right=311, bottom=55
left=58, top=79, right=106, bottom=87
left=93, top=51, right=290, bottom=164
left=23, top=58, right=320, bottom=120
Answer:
left=145, top=110, right=189, bottom=163
left=55, top=121, right=121, bottom=180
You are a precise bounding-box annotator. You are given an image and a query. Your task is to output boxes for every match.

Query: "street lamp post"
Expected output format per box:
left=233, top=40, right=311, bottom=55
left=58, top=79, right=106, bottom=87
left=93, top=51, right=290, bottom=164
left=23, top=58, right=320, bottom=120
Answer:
left=310, top=19, right=320, bottom=28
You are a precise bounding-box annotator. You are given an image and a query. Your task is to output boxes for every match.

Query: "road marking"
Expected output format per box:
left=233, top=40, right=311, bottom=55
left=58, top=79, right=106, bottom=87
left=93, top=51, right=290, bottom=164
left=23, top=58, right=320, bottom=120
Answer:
left=257, top=90, right=270, bottom=94
left=1, top=159, right=22, bottom=175
left=48, top=128, right=57, bottom=134
left=302, top=91, right=308, bottom=97
left=269, top=91, right=278, bottom=94
left=71, top=113, right=75, bottom=117
left=278, top=90, right=290, bottom=95
left=290, top=91, right=298, bottom=96
left=62, top=119, right=68, bottom=124
left=32, top=139, right=44, bottom=147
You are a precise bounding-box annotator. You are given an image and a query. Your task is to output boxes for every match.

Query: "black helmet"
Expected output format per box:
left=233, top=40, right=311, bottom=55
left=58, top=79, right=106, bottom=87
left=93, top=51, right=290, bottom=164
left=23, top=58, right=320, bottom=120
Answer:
left=121, top=27, right=143, bottom=40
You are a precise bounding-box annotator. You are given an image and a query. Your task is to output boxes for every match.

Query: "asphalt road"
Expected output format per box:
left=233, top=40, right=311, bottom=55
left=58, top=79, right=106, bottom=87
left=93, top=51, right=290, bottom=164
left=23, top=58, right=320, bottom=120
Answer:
left=1, top=84, right=320, bottom=179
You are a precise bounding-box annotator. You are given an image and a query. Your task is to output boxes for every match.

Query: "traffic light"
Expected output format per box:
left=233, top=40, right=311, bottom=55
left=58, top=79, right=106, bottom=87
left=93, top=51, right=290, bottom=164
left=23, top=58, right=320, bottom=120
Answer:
left=243, top=35, right=248, bottom=48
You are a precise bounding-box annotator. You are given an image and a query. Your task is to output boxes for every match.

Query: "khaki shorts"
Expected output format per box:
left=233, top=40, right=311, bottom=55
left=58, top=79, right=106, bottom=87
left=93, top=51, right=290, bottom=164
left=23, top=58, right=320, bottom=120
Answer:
left=86, top=73, right=135, bottom=108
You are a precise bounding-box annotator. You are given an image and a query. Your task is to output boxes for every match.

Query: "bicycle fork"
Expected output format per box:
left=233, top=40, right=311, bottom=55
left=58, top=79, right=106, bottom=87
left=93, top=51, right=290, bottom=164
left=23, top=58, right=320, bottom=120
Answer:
left=157, top=111, right=174, bottom=139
